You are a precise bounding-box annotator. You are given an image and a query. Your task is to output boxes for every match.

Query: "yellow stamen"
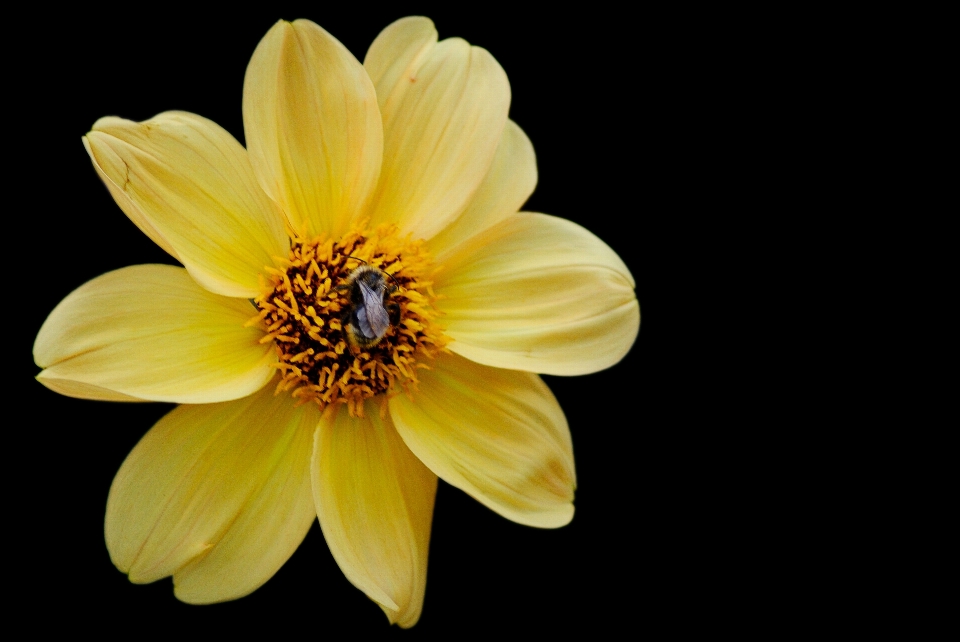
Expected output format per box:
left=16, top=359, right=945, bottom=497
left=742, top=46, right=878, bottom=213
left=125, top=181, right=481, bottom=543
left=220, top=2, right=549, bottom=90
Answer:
left=253, top=223, right=446, bottom=415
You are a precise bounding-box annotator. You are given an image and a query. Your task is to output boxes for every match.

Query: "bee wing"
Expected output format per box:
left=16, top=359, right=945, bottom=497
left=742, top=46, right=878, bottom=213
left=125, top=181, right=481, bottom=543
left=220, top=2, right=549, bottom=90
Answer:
left=357, top=279, right=391, bottom=339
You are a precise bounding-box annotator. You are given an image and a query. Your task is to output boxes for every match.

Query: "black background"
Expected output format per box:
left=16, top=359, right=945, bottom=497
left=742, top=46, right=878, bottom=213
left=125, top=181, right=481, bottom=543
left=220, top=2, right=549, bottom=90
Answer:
left=19, top=3, right=713, bottom=636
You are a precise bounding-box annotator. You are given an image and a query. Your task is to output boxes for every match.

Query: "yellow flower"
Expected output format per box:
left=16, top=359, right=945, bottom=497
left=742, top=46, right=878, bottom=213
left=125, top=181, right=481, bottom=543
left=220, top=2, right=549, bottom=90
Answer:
left=33, top=17, right=639, bottom=627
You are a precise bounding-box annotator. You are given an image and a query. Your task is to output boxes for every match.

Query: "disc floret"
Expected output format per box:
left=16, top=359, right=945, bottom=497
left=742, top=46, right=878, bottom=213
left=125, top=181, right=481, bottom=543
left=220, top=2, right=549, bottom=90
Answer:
left=249, top=225, right=446, bottom=416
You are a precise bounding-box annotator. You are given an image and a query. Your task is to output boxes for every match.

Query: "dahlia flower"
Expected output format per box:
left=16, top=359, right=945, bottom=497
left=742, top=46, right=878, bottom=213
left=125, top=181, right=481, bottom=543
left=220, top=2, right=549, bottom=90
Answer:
left=33, top=16, right=639, bottom=626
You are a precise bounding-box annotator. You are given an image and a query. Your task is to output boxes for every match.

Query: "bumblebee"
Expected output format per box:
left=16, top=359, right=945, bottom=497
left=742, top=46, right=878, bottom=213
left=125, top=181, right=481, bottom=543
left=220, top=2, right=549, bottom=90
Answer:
left=337, top=264, right=401, bottom=349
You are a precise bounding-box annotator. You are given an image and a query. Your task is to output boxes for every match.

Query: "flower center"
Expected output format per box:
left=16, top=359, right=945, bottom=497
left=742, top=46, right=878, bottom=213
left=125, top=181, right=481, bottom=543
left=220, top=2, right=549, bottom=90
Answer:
left=250, top=225, right=445, bottom=417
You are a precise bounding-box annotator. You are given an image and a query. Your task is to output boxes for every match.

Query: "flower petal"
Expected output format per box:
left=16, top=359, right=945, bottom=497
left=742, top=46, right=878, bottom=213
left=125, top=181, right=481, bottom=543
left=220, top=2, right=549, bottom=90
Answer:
left=84, top=112, right=289, bottom=298
left=243, top=19, right=383, bottom=239
left=364, top=17, right=511, bottom=240
left=313, top=402, right=436, bottom=628
left=427, top=120, right=537, bottom=262
left=34, top=265, right=275, bottom=403
left=105, top=382, right=318, bottom=603
left=33, top=378, right=147, bottom=402
left=362, top=16, right=437, bottom=95
left=435, top=213, right=640, bottom=375
left=390, top=353, right=575, bottom=528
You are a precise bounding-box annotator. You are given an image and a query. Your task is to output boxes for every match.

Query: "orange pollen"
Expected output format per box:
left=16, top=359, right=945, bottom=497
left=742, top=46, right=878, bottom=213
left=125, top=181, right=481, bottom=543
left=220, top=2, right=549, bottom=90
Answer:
left=248, top=225, right=446, bottom=417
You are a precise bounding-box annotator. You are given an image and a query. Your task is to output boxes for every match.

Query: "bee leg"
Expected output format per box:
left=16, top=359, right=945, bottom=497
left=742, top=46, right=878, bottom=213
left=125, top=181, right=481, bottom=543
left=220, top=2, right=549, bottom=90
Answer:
left=340, top=309, right=354, bottom=332
left=387, top=301, right=401, bottom=327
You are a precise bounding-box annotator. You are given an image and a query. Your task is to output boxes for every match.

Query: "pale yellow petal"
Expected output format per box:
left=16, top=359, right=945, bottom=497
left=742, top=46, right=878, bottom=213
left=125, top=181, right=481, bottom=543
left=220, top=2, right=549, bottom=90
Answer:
left=313, top=402, right=436, bottom=628
left=34, top=265, right=275, bottom=404
left=390, top=353, right=574, bottom=528
left=82, top=137, right=179, bottom=260
left=363, top=17, right=438, bottom=96
left=427, top=120, right=537, bottom=262
left=105, top=382, right=318, bottom=603
left=33, top=378, right=148, bottom=402
left=84, top=112, right=288, bottom=298
left=243, top=19, right=383, bottom=238
left=435, top=213, right=640, bottom=375
left=364, top=19, right=511, bottom=239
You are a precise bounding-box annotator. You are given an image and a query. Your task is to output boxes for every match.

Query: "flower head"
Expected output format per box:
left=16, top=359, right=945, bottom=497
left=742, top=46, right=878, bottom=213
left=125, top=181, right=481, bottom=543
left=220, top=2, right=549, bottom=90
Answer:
left=34, top=17, right=639, bottom=626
